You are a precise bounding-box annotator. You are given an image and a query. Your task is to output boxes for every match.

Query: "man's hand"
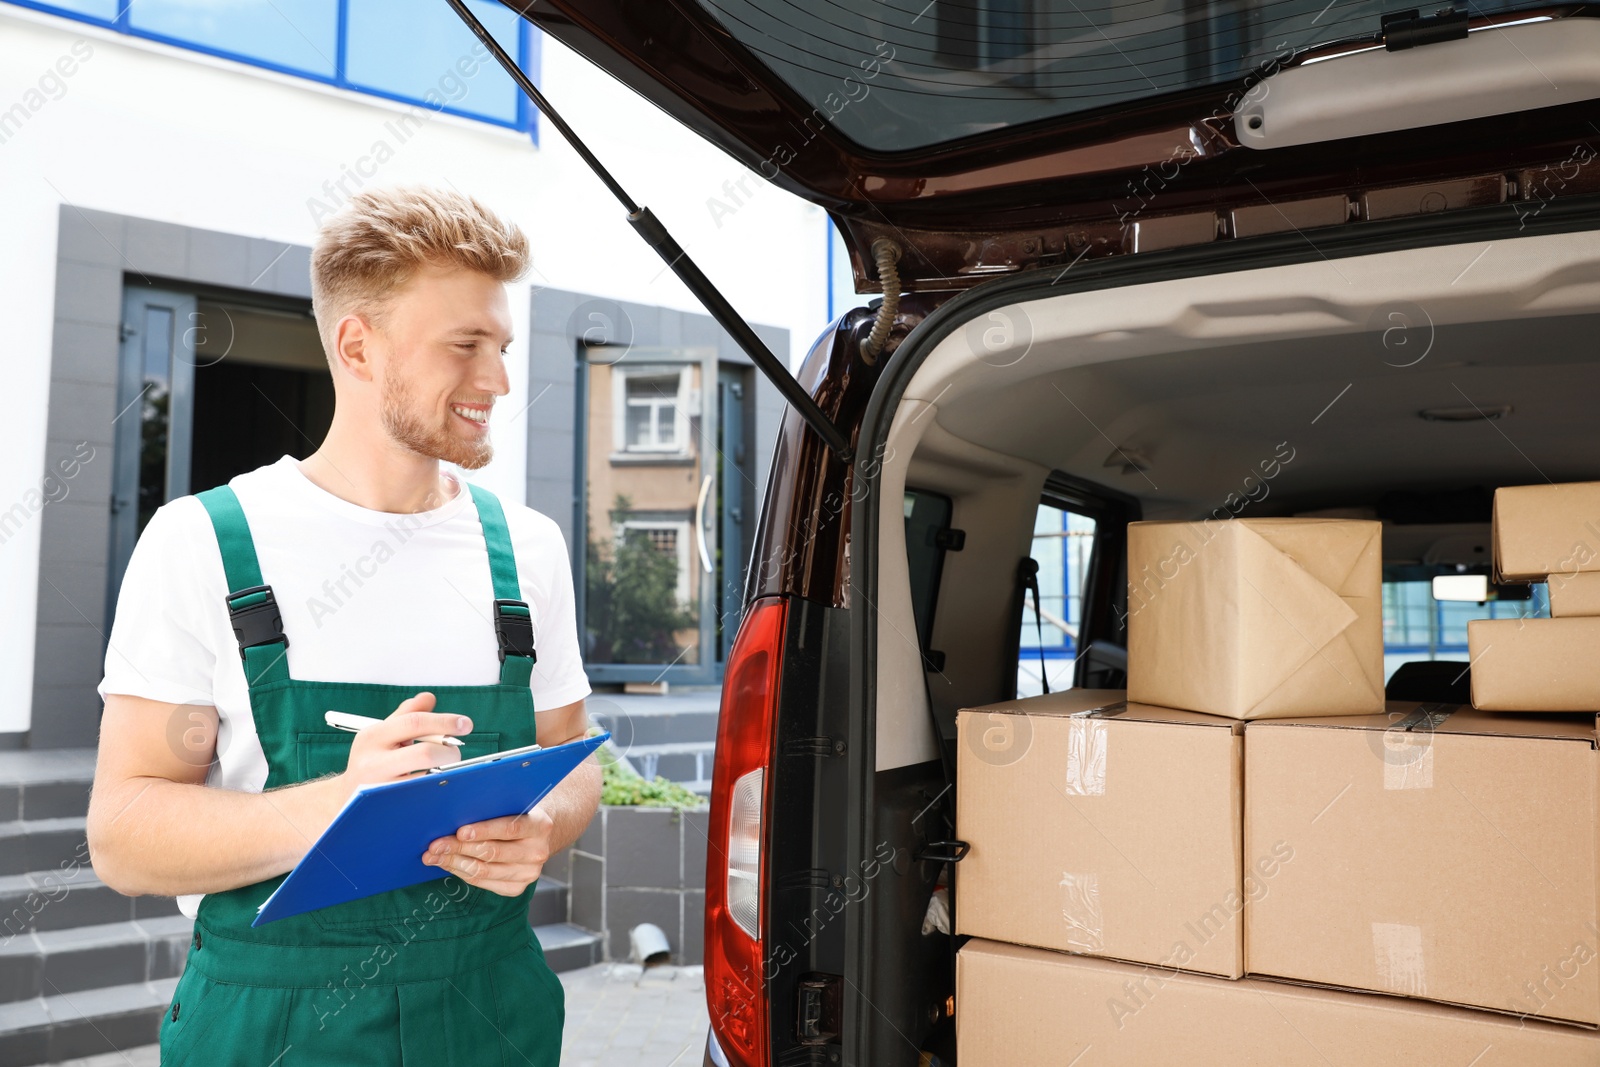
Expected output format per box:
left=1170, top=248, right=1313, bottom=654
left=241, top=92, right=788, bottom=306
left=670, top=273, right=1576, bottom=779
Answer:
left=341, top=691, right=466, bottom=792
left=418, top=698, right=600, bottom=897
left=421, top=807, right=555, bottom=896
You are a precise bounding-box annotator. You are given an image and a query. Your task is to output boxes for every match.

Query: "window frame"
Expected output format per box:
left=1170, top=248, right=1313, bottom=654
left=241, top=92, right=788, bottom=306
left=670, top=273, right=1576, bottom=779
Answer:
left=612, top=364, right=693, bottom=457
left=1018, top=502, right=1097, bottom=658
left=7, top=0, right=540, bottom=136
left=617, top=517, right=694, bottom=606
left=1010, top=471, right=1141, bottom=695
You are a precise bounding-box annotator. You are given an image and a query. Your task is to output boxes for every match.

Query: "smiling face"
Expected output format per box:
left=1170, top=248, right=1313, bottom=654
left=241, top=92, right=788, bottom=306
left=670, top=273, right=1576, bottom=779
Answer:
left=365, top=260, right=514, bottom=471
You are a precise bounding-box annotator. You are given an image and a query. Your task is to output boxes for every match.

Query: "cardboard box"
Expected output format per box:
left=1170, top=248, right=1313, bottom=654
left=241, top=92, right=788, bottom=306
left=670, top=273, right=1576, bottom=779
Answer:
left=1494, top=481, right=1600, bottom=582
left=1549, top=571, right=1600, bottom=617
left=956, top=938, right=1600, bottom=1067
left=1467, top=617, right=1600, bottom=711
left=1126, top=518, right=1384, bottom=719
left=955, top=689, right=1245, bottom=978
left=1245, top=704, right=1600, bottom=1025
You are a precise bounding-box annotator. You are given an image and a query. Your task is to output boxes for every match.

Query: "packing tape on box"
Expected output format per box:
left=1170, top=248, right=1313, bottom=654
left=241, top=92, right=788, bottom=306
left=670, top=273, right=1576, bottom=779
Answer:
left=1381, top=703, right=1458, bottom=791
left=1063, top=701, right=1124, bottom=797
left=1383, top=735, right=1434, bottom=790
left=1059, top=871, right=1104, bottom=953
left=1065, top=719, right=1107, bottom=796
left=1372, top=922, right=1428, bottom=996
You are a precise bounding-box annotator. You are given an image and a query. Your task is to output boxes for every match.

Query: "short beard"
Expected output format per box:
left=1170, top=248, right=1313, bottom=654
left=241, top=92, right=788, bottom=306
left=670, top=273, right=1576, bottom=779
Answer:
left=378, top=370, right=493, bottom=471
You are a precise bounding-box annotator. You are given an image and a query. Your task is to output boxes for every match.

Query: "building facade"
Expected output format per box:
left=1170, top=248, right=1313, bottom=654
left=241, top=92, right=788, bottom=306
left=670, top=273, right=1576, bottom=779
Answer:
left=0, top=0, right=840, bottom=747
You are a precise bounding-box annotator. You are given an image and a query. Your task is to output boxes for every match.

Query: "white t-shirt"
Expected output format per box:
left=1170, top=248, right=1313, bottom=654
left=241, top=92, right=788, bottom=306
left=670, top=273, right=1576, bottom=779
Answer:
left=97, top=454, right=591, bottom=919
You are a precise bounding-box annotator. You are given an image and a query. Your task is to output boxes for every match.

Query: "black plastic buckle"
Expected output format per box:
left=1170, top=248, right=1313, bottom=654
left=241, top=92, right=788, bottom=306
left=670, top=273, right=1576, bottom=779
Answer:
left=224, top=584, right=288, bottom=662
left=493, top=599, right=536, bottom=664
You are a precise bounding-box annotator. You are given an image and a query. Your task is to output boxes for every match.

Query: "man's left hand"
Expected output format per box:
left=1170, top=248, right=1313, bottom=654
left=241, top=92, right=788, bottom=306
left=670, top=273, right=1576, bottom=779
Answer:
left=421, top=806, right=554, bottom=896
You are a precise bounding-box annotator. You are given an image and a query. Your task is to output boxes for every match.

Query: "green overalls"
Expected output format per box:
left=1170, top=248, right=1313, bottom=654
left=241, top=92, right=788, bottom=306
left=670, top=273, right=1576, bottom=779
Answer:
left=159, top=481, right=564, bottom=1066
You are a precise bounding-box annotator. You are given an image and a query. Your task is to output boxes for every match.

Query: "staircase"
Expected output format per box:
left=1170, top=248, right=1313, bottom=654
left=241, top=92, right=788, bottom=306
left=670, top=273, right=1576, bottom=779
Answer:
left=0, top=750, right=600, bottom=1066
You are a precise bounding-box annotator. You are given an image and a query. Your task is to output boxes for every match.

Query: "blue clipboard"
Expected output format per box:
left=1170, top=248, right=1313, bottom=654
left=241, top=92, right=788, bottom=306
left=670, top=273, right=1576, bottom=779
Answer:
left=253, top=731, right=610, bottom=926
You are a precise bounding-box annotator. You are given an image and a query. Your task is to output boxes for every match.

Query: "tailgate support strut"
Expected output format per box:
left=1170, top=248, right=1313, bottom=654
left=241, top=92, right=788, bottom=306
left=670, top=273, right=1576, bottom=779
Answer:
left=443, top=0, right=856, bottom=464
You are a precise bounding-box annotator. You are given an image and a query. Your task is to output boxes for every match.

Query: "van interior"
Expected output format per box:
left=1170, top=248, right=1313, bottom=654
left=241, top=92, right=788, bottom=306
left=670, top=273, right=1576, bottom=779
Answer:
left=864, top=225, right=1600, bottom=1059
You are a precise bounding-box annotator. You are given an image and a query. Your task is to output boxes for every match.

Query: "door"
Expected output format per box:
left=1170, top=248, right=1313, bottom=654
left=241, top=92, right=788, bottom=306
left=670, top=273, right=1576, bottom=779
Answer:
left=715, top=366, right=752, bottom=662
left=577, top=342, right=709, bottom=684
left=108, top=285, right=198, bottom=613
left=106, top=288, right=334, bottom=638
left=578, top=343, right=757, bottom=685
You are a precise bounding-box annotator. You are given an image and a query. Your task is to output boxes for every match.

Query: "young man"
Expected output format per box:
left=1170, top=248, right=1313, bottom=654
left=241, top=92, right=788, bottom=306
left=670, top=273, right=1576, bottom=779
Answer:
left=87, top=185, right=596, bottom=1065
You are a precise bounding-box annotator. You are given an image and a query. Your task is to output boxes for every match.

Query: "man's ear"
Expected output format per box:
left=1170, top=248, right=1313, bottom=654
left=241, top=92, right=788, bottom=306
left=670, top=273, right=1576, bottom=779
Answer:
left=333, top=313, right=376, bottom=382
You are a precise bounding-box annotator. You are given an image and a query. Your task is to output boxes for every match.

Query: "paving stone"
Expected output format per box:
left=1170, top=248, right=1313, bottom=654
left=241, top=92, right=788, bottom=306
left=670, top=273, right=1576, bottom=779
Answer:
left=41, top=960, right=708, bottom=1065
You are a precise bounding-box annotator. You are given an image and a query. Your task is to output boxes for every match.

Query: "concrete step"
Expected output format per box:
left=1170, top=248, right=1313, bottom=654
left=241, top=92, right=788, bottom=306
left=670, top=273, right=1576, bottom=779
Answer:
left=526, top=876, right=567, bottom=928
left=0, top=750, right=97, bottom=827
left=0, top=975, right=176, bottom=1066
left=0, top=869, right=183, bottom=938
left=533, top=921, right=603, bottom=973
left=0, top=820, right=90, bottom=878
left=0, top=916, right=192, bottom=1006
left=620, top=742, right=715, bottom=786
left=0, top=782, right=92, bottom=824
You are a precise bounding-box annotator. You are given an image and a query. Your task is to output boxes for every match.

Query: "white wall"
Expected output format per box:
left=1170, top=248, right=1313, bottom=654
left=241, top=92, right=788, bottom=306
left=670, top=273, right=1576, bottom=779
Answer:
left=0, top=5, right=832, bottom=734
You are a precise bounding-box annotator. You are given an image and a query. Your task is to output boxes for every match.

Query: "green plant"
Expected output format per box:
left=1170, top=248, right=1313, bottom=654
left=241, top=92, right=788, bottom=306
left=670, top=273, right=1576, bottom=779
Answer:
left=584, top=492, right=698, bottom=664
left=596, top=744, right=707, bottom=810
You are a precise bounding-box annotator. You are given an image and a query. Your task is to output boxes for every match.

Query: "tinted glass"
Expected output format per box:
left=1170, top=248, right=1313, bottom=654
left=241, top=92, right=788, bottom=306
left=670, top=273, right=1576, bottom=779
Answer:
left=130, top=0, right=338, bottom=77
left=583, top=348, right=706, bottom=668
left=136, top=305, right=174, bottom=537
left=1382, top=577, right=1547, bottom=682
left=696, top=0, right=1537, bottom=151
left=345, top=0, right=523, bottom=123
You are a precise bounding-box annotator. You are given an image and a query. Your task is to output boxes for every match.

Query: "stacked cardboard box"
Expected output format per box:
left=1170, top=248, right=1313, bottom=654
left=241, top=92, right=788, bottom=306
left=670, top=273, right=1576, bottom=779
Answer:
left=957, top=941, right=1600, bottom=1066
left=955, top=690, right=1247, bottom=979
left=1124, top=518, right=1385, bottom=719
left=1469, top=482, right=1600, bottom=710
left=954, top=514, right=1600, bottom=1065
left=1246, top=707, right=1600, bottom=1026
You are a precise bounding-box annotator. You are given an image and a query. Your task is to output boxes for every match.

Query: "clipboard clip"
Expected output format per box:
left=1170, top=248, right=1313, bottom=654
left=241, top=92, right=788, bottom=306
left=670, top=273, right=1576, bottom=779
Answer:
left=424, top=740, right=544, bottom=776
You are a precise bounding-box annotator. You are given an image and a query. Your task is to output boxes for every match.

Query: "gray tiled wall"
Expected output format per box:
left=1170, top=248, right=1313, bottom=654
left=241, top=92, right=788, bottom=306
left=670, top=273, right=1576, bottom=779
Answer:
left=28, top=207, right=312, bottom=751
left=561, top=804, right=710, bottom=965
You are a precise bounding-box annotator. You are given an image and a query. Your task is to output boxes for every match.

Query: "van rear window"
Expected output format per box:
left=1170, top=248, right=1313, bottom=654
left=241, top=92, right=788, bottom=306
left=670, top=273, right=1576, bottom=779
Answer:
left=694, top=0, right=1537, bottom=151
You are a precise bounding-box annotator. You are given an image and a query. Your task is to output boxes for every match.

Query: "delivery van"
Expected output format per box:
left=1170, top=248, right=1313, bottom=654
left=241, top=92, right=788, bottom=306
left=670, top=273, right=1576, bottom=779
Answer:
left=475, top=2, right=1600, bottom=1063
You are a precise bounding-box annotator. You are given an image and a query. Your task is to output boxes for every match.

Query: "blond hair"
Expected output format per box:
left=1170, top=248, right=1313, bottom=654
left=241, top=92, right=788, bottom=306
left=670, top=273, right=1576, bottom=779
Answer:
left=309, top=185, right=529, bottom=361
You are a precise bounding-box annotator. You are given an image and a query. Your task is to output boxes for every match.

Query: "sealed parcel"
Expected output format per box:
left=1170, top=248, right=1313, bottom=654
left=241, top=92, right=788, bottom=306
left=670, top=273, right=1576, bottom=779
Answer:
left=956, top=689, right=1247, bottom=978
left=1244, top=704, right=1600, bottom=1026
left=1126, top=518, right=1384, bottom=719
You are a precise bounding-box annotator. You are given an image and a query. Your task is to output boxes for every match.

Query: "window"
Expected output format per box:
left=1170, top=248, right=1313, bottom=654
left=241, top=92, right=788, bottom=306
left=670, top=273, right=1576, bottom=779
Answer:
left=620, top=519, right=693, bottom=605
left=344, top=0, right=525, bottom=126
left=614, top=366, right=692, bottom=455
left=129, top=0, right=339, bottom=78
left=1018, top=502, right=1098, bottom=697
left=1381, top=573, right=1548, bottom=682
left=10, top=0, right=538, bottom=132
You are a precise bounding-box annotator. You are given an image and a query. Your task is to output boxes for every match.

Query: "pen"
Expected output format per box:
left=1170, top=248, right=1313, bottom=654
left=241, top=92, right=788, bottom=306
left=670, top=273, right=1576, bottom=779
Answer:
left=323, top=710, right=464, bottom=746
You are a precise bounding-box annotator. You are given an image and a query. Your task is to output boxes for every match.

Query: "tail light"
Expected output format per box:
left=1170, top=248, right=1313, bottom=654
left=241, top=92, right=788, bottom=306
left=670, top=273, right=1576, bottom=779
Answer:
left=706, top=596, right=786, bottom=1067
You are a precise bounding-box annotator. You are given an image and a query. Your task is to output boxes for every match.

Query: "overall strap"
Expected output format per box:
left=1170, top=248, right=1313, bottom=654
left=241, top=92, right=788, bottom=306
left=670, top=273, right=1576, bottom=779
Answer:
left=468, top=482, right=537, bottom=687
left=194, top=486, right=292, bottom=688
